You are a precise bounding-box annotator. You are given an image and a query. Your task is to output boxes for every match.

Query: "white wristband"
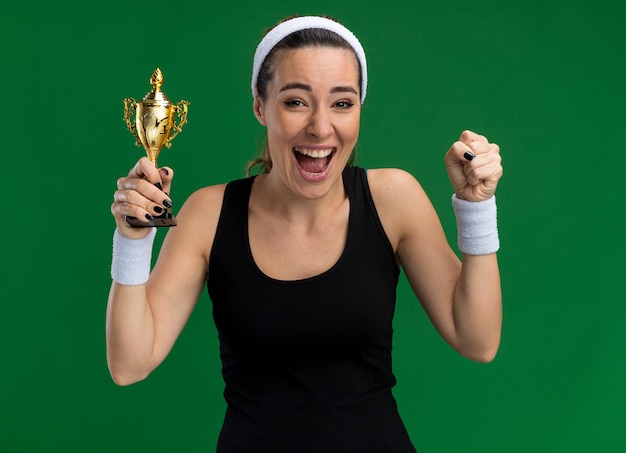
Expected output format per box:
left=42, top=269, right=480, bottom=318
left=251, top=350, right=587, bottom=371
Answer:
left=452, top=194, right=499, bottom=255
left=111, top=228, right=156, bottom=286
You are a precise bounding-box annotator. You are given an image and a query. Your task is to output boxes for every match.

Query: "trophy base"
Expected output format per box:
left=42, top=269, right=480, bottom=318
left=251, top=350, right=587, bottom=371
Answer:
left=126, top=212, right=177, bottom=228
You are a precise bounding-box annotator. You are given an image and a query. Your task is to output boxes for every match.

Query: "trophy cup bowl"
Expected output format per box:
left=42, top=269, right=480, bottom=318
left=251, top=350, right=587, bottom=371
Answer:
left=123, top=68, right=189, bottom=227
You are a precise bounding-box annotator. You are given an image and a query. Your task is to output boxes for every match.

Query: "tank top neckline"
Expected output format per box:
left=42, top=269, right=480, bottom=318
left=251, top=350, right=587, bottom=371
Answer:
left=243, top=173, right=355, bottom=285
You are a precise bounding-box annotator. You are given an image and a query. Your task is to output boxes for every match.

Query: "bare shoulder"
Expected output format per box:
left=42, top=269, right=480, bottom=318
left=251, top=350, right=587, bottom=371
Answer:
left=367, top=168, right=430, bottom=210
left=366, top=168, right=439, bottom=250
left=367, top=167, right=420, bottom=185
left=181, top=183, right=228, bottom=217
left=163, top=183, right=228, bottom=258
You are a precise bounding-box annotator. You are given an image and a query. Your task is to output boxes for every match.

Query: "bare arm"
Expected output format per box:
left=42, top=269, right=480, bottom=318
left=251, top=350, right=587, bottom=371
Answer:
left=369, top=131, right=503, bottom=362
left=106, top=157, right=223, bottom=384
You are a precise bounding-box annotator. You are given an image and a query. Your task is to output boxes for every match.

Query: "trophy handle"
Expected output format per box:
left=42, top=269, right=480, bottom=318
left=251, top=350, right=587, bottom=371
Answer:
left=165, top=100, right=190, bottom=148
left=123, top=98, right=141, bottom=147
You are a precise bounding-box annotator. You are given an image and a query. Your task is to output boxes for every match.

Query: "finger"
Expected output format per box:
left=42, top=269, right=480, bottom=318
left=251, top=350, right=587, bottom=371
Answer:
left=158, top=166, right=174, bottom=196
left=115, top=176, right=173, bottom=213
left=464, top=155, right=503, bottom=187
left=446, top=141, right=498, bottom=174
left=445, top=141, right=473, bottom=164
left=128, top=157, right=158, bottom=180
left=459, top=130, right=488, bottom=146
left=469, top=141, right=500, bottom=158
left=116, top=186, right=169, bottom=214
left=468, top=168, right=502, bottom=194
left=128, top=157, right=173, bottom=198
left=135, top=178, right=174, bottom=209
left=111, top=193, right=156, bottom=226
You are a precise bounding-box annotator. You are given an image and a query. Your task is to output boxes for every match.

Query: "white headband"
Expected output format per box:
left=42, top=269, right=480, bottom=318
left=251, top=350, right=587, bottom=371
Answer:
left=251, top=16, right=368, bottom=103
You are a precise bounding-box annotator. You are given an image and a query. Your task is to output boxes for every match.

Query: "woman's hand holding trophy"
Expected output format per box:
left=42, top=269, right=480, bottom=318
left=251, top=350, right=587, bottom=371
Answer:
left=119, top=68, right=189, bottom=228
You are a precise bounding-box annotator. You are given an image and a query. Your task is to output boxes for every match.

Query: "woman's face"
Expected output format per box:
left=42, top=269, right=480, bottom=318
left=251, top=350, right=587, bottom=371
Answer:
left=254, top=46, right=361, bottom=200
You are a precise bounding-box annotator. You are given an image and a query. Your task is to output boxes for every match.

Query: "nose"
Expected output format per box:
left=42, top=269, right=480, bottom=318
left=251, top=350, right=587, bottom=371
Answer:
left=305, top=108, right=333, bottom=138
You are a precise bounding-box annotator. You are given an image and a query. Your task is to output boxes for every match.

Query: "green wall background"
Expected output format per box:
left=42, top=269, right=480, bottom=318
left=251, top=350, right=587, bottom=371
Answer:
left=2, top=0, right=624, bottom=451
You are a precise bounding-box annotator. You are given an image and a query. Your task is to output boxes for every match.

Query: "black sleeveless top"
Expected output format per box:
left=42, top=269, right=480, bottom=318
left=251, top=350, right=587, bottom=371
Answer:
left=208, top=167, right=416, bottom=452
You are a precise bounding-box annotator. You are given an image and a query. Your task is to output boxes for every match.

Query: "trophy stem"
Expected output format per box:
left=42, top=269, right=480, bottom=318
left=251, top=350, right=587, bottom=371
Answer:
left=147, top=149, right=159, bottom=167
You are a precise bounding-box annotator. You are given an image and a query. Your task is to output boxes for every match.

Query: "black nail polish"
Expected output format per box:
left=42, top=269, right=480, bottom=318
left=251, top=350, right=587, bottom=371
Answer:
left=162, top=168, right=170, bottom=176
left=163, top=199, right=173, bottom=209
left=463, top=151, right=476, bottom=161
left=145, top=214, right=155, bottom=221
left=154, top=182, right=163, bottom=190
left=154, top=206, right=164, bottom=214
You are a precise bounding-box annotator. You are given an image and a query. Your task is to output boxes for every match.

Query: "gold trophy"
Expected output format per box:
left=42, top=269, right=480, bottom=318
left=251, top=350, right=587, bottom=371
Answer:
left=123, top=68, right=190, bottom=227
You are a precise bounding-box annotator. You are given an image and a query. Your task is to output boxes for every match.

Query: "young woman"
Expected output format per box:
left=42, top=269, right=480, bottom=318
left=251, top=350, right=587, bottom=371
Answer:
left=108, top=15, right=503, bottom=452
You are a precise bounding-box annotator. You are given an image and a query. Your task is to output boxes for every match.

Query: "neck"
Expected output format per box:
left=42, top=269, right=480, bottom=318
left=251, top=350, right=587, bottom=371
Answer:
left=252, top=170, right=347, bottom=227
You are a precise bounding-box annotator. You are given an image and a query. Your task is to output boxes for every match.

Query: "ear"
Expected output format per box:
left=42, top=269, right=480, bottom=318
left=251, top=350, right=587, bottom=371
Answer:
left=253, top=91, right=267, bottom=126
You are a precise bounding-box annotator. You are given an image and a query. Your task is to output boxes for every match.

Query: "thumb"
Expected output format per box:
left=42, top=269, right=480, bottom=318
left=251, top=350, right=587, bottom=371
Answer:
left=159, top=166, right=174, bottom=197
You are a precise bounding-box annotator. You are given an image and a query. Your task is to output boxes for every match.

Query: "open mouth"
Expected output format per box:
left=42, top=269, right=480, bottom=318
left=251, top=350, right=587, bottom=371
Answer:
left=293, top=147, right=335, bottom=175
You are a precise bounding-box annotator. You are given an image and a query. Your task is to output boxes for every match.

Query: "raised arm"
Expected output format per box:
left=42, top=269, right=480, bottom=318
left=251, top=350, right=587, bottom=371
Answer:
left=106, top=157, right=220, bottom=385
left=370, top=130, right=503, bottom=362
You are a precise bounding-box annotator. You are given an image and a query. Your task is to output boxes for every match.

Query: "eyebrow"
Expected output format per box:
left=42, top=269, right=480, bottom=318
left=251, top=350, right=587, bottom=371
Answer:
left=279, top=82, right=358, bottom=96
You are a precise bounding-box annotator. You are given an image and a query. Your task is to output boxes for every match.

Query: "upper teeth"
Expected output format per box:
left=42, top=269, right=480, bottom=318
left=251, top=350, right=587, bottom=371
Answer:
left=295, top=147, right=333, bottom=158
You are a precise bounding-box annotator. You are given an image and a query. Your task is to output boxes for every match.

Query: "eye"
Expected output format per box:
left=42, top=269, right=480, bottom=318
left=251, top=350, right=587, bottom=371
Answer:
left=335, top=100, right=354, bottom=109
left=283, top=99, right=305, bottom=108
